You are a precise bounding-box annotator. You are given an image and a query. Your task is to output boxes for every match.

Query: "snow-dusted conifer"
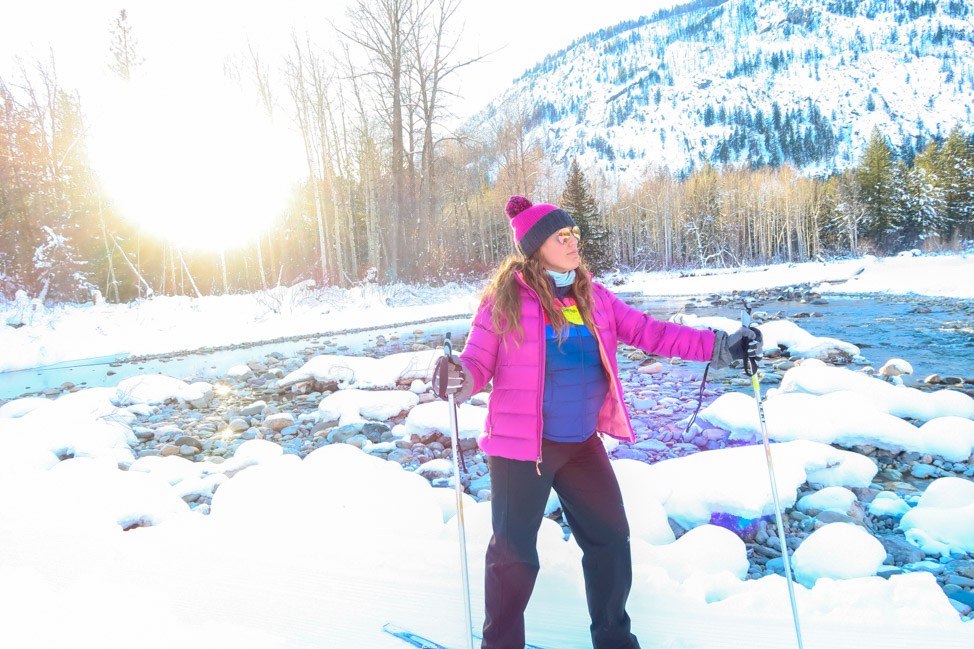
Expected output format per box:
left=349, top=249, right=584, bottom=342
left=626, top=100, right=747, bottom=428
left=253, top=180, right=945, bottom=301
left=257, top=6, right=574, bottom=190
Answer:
left=561, top=158, right=612, bottom=275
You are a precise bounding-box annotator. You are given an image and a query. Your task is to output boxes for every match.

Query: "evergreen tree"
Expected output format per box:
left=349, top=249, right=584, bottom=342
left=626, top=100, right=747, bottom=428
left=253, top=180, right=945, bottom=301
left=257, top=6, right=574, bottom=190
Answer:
left=825, top=170, right=865, bottom=255
left=856, top=128, right=900, bottom=248
left=561, top=158, right=612, bottom=274
left=902, top=144, right=947, bottom=245
left=937, top=127, right=974, bottom=238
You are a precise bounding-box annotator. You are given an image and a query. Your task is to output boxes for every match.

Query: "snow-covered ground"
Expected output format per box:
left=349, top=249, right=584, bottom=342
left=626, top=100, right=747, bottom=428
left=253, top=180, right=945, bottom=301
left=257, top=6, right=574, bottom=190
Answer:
left=1, top=251, right=973, bottom=648
left=1, top=251, right=971, bottom=374
left=1, top=351, right=973, bottom=647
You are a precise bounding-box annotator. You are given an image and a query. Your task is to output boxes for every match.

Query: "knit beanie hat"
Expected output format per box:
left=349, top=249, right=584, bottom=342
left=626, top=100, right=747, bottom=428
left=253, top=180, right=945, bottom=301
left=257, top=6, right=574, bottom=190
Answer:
left=505, top=195, right=576, bottom=259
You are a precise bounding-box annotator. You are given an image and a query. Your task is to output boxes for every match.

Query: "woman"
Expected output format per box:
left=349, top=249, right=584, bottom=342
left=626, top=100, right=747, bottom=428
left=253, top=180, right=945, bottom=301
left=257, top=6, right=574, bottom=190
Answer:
left=448, top=195, right=759, bottom=649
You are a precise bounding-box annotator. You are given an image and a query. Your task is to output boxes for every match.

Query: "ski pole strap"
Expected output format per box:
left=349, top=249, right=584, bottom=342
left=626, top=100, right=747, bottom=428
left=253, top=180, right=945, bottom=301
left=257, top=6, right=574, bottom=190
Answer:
left=683, top=361, right=711, bottom=437
left=456, top=438, right=468, bottom=474
left=433, top=356, right=450, bottom=400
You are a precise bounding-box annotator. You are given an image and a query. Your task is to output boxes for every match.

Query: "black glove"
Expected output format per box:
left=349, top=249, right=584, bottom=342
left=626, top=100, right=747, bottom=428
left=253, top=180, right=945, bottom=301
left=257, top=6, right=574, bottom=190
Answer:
left=432, top=356, right=475, bottom=404
left=727, top=325, right=763, bottom=375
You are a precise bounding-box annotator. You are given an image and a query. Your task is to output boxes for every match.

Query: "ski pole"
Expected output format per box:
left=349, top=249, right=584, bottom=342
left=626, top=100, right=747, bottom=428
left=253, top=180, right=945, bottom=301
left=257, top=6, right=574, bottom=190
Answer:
left=741, top=309, right=805, bottom=649
left=436, top=333, right=475, bottom=649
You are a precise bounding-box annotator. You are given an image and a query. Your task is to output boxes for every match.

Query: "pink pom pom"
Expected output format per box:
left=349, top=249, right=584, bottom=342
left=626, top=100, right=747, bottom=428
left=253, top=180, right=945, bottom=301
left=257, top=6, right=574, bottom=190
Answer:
left=505, top=195, right=533, bottom=219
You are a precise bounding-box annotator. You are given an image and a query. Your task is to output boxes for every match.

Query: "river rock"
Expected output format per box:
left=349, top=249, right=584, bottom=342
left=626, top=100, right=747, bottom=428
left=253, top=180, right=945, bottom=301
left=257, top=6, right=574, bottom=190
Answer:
left=328, top=425, right=364, bottom=444
left=633, top=397, right=657, bottom=410
left=702, top=428, right=727, bottom=441
left=469, top=474, right=491, bottom=494
left=877, top=467, right=903, bottom=481
left=634, top=439, right=668, bottom=453
left=264, top=413, right=295, bottom=432
left=910, top=464, right=940, bottom=479
left=813, top=511, right=858, bottom=527
left=639, top=362, right=665, bottom=375
left=879, top=536, right=925, bottom=565
left=160, top=445, right=181, bottom=457
left=947, top=586, right=974, bottom=607
left=613, top=447, right=649, bottom=461
left=226, top=365, right=252, bottom=378
left=387, top=449, right=413, bottom=466
left=240, top=400, right=267, bottom=417
left=173, top=436, right=203, bottom=451
left=362, top=422, right=393, bottom=443
left=343, top=435, right=367, bottom=450
left=947, top=560, right=974, bottom=580
left=280, top=425, right=301, bottom=437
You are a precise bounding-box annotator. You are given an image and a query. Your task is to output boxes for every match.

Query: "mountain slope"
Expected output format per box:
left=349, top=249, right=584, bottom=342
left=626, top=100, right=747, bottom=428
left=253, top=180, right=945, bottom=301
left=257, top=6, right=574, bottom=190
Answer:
left=475, top=0, right=974, bottom=181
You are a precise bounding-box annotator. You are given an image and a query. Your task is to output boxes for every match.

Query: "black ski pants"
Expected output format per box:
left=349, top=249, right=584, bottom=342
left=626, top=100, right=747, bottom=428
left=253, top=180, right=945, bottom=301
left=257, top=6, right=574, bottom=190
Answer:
left=481, top=434, right=641, bottom=649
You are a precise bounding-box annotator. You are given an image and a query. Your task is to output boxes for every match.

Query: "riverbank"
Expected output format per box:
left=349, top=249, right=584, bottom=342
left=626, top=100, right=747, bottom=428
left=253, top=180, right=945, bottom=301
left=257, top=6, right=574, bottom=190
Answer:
left=11, top=296, right=966, bottom=620
left=1, top=251, right=972, bottom=375
left=1, top=277, right=972, bottom=647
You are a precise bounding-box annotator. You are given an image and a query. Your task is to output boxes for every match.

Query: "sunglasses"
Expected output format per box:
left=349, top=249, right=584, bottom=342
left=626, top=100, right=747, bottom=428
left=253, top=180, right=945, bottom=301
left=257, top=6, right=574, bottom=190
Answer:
left=555, top=226, right=582, bottom=245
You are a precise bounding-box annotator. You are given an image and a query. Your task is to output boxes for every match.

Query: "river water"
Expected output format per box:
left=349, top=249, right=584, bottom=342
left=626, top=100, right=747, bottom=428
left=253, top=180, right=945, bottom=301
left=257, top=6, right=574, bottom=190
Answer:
left=1, top=293, right=972, bottom=401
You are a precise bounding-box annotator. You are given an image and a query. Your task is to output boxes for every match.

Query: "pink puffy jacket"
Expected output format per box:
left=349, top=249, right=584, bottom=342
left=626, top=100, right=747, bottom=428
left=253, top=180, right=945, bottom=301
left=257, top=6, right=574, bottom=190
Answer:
left=459, top=273, right=716, bottom=462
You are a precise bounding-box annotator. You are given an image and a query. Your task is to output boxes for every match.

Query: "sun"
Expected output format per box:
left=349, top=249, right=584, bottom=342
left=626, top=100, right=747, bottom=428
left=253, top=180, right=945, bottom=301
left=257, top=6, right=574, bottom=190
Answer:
left=88, top=76, right=305, bottom=251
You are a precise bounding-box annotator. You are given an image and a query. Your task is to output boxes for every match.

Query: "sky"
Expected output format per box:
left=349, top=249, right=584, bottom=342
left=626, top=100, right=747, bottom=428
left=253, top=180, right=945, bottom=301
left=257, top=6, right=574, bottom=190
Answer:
left=0, top=0, right=676, bottom=249
left=0, top=252, right=973, bottom=646
left=0, top=0, right=676, bottom=122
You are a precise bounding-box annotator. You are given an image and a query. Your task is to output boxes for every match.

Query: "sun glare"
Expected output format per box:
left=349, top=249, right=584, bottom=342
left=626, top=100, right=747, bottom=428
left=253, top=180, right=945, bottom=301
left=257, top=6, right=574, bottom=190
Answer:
left=88, top=77, right=304, bottom=251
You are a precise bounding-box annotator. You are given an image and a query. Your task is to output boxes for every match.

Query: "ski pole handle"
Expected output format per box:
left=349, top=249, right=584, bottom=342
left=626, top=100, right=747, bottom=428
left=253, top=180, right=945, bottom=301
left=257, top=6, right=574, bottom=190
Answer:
left=740, top=309, right=759, bottom=377
left=444, top=331, right=453, bottom=360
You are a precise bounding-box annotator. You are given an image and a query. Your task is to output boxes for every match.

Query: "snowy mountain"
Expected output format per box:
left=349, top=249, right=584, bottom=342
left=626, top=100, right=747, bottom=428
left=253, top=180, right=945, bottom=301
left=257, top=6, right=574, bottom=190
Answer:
left=474, top=0, right=974, bottom=180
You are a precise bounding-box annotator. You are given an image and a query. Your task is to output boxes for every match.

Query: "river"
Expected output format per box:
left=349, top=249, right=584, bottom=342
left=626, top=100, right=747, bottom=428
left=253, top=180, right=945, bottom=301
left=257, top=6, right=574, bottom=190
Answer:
left=1, top=293, right=972, bottom=401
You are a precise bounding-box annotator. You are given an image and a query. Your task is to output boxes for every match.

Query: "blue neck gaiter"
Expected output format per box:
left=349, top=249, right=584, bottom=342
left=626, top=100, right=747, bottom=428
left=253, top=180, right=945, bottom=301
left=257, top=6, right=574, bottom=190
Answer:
left=546, top=269, right=576, bottom=288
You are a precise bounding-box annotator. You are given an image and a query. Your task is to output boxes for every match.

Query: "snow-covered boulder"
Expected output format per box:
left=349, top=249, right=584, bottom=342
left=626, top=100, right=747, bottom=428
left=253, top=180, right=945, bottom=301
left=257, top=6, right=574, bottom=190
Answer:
left=403, top=400, right=486, bottom=441
left=318, top=389, right=419, bottom=426
left=900, top=477, right=974, bottom=555
left=641, top=441, right=876, bottom=529
left=792, top=522, right=886, bottom=587
left=796, top=486, right=857, bottom=514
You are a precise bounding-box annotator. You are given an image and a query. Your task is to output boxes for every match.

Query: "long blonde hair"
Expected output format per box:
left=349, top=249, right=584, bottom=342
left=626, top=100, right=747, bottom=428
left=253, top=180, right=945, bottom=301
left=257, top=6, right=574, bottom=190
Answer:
left=482, top=250, right=596, bottom=344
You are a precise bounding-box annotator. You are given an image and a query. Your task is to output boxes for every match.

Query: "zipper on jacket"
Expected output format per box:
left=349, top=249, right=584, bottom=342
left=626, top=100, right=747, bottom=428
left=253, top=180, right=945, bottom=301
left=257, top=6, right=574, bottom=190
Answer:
left=535, top=291, right=546, bottom=473
left=517, top=271, right=547, bottom=474
left=592, top=300, right=636, bottom=444
left=514, top=271, right=547, bottom=475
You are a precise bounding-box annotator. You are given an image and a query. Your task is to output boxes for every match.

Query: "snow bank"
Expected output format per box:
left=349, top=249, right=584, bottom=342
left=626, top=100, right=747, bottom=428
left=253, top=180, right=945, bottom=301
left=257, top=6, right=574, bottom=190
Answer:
left=670, top=315, right=860, bottom=359
left=900, top=477, right=974, bottom=555
left=638, top=441, right=877, bottom=529
left=792, top=523, right=887, bottom=587
left=759, top=319, right=860, bottom=358
left=318, top=389, right=420, bottom=426
left=280, top=350, right=440, bottom=390
left=776, top=360, right=974, bottom=421
left=868, top=492, right=911, bottom=517
left=701, top=362, right=974, bottom=461
left=796, top=486, right=857, bottom=514
left=403, top=400, right=488, bottom=441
